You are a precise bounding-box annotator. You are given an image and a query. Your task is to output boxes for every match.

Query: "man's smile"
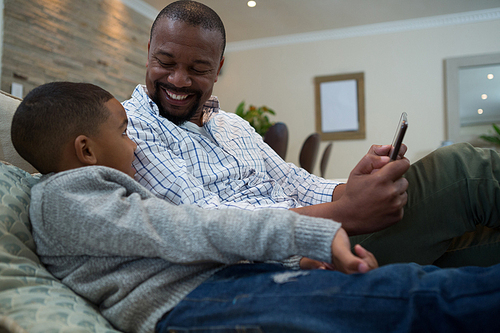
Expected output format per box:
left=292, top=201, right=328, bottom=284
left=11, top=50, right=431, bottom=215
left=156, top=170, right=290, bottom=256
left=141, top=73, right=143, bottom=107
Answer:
left=161, top=86, right=195, bottom=106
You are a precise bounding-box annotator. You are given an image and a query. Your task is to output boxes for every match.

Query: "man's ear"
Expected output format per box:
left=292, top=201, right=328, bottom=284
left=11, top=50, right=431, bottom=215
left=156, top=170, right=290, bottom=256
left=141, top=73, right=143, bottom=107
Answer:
left=146, top=40, right=151, bottom=67
left=74, top=135, right=98, bottom=165
left=214, top=56, right=225, bottom=83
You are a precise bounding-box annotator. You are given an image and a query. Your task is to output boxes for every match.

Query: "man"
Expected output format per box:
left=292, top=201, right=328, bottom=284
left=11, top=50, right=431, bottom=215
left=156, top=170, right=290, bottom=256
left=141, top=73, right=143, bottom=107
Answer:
left=124, top=0, right=500, bottom=267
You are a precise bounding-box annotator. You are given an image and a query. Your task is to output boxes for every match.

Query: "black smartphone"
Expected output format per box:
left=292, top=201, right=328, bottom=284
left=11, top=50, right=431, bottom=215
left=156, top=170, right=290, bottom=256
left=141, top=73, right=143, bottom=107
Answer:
left=390, top=112, right=408, bottom=161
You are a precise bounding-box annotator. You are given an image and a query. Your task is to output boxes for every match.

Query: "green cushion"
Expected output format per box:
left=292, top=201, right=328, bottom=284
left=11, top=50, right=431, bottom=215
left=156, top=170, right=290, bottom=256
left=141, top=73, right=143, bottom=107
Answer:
left=0, top=162, right=121, bottom=333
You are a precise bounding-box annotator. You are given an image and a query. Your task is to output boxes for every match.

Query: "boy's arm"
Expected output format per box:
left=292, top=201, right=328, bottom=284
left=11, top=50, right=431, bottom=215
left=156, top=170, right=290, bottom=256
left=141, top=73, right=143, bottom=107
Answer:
left=30, top=167, right=341, bottom=266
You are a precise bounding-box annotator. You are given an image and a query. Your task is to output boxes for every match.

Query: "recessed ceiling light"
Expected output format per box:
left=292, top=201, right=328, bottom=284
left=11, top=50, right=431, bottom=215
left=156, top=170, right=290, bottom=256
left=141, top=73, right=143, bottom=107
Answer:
left=481, top=94, right=488, bottom=100
left=478, top=109, right=484, bottom=115
left=247, top=1, right=256, bottom=7
left=487, top=74, right=494, bottom=79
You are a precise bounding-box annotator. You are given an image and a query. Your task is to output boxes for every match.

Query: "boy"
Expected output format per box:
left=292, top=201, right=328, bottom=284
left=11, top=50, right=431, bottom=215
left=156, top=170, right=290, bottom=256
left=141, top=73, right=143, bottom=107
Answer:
left=12, top=82, right=500, bottom=333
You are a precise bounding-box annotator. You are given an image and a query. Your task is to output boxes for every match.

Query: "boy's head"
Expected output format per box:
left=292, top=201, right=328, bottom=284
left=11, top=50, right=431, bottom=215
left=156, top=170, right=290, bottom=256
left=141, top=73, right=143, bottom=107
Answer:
left=11, top=82, right=137, bottom=177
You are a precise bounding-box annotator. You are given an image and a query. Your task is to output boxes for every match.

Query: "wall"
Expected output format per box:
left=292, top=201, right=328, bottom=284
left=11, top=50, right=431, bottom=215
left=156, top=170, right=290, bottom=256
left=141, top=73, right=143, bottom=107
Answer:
left=0, top=0, right=3, bottom=81
left=2, top=2, right=499, bottom=178
left=1, top=0, right=152, bottom=101
left=213, top=17, right=500, bottom=178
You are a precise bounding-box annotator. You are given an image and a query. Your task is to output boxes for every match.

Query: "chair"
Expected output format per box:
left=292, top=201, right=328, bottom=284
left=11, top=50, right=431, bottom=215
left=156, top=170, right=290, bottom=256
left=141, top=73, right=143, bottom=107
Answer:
left=299, top=133, right=320, bottom=174
left=264, top=122, right=288, bottom=160
left=320, top=142, right=333, bottom=178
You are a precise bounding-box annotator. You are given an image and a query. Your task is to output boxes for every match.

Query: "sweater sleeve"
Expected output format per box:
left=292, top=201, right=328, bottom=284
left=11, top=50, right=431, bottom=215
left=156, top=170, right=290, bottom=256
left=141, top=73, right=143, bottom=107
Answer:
left=31, top=167, right=341, bottom=265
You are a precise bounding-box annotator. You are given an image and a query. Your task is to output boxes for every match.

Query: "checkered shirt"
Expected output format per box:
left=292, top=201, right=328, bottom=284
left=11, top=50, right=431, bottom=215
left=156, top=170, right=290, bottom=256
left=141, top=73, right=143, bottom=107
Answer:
left=123, top=84, right=339, bottom=210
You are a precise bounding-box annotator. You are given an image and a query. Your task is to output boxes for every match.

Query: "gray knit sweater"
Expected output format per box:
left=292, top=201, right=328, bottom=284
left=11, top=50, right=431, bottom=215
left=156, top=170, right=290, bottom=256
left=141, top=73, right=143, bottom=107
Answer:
left=29, top=166, right=341, bottom=333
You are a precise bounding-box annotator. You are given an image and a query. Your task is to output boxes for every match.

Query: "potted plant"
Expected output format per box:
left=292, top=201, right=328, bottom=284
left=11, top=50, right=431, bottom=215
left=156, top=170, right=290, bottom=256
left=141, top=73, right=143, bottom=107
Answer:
left=235, top=101, right=276, bottom=136
left=480, top=124, right=500, bottom=147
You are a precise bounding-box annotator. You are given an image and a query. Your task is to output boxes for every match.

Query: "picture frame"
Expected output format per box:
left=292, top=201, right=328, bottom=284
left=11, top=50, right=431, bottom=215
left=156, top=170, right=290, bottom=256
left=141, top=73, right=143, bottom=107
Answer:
left=444, top=52, right=500, bottom=144
left=314, top=72, right=366, bottom=141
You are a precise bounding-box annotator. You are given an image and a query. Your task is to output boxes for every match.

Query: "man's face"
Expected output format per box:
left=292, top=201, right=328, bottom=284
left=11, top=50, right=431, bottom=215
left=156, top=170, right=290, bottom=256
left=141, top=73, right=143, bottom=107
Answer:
left=146, top=18, right=224, bottom=126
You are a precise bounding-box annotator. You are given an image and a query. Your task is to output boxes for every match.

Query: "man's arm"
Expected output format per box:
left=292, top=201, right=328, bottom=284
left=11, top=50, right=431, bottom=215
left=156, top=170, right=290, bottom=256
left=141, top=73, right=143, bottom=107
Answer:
left=254, top=125, right=341, bottom=206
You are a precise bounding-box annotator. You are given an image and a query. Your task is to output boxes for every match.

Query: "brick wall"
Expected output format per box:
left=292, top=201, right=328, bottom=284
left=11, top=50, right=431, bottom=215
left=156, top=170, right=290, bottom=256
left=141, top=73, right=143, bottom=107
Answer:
left=2, top=0, right=152, bottom=101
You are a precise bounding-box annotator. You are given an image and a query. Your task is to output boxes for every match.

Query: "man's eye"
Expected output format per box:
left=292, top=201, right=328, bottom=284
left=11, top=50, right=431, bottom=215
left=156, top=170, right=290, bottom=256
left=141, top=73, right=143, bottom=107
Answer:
left=157, top=59, right=173, bottom=67
left=192, top=68, right=210, bottom=74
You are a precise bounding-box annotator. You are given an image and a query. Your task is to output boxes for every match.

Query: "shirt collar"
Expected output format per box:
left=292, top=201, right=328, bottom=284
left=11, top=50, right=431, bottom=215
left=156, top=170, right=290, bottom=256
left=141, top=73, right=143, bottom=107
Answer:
left=201, top=96, right=220, bottom=124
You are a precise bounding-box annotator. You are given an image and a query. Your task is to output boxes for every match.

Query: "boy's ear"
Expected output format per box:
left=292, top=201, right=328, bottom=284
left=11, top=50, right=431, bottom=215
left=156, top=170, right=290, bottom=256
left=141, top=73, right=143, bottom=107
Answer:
left=74, top=135, right=98, bottom=165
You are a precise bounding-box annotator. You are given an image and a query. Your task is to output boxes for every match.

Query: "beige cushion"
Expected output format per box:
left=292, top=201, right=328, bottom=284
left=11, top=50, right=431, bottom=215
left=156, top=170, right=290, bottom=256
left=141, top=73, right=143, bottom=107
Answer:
left=0, top=91, right=37, bottom=174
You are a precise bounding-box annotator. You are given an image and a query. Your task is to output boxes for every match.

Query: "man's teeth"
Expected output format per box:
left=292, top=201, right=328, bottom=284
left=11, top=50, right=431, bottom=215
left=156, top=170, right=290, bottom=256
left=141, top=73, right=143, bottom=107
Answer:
left=166, top=91, right=188, bottom=100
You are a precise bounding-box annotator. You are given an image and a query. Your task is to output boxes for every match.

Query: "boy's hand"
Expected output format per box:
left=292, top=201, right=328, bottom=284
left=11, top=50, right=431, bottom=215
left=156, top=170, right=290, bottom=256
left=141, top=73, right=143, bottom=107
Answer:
left=299, top=257, right=335, bottom=270
left=331, top=228, right=378, bottom=274
left=299, top=228, right=378, bottom=273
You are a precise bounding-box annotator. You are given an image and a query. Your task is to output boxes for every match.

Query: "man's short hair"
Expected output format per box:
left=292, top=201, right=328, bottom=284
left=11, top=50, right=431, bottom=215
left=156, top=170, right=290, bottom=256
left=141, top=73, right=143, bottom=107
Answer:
left=11, top=82, right=114, bottom=174
left=150, top=0, right=226, bottom=59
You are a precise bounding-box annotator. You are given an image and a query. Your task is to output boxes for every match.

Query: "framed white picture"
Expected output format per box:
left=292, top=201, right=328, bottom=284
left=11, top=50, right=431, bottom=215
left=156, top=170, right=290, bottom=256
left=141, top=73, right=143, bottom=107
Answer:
left=314, top=72, right=365, bottom=140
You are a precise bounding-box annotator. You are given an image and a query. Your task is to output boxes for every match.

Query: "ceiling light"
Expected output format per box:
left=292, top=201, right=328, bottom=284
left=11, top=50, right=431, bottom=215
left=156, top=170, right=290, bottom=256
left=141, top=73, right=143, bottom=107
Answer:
left=487, top=74, right=494, bottom=79
left=478, top=109, right=484, bottom=115
left=247, top=1, right=256, bottom=7
left=481, top=94, right=488, bottom=100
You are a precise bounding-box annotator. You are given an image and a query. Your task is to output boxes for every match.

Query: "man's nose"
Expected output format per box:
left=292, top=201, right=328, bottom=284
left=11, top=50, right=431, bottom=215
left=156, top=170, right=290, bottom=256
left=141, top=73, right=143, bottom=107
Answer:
left=167, top=69, right=192, bottom=87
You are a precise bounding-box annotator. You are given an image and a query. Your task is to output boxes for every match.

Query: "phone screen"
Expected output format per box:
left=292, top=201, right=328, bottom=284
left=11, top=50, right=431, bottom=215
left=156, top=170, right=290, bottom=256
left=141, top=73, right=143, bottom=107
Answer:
left=390, top=112, right=408, bottom=161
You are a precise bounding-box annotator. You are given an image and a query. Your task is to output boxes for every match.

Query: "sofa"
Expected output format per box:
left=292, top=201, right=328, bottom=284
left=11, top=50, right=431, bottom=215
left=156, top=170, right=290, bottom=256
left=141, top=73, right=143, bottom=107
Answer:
left=0, top=90, right=122, bottom=333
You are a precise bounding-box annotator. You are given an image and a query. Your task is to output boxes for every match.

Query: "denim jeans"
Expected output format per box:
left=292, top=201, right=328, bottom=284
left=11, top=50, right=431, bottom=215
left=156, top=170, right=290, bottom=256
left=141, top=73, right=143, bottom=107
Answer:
left=350, top=143, right=500, bottom=267
left=156, top=262, right=500, bottom=332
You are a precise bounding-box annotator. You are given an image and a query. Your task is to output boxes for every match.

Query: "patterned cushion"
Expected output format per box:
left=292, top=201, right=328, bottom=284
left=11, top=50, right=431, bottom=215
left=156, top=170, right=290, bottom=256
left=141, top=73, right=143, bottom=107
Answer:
left=0, top=162, right=122, bottom=333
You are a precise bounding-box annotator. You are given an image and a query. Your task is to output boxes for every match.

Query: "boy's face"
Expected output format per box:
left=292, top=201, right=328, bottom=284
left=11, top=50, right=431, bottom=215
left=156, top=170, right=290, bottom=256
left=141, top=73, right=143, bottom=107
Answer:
left=92, top=98, right=137, bottom=177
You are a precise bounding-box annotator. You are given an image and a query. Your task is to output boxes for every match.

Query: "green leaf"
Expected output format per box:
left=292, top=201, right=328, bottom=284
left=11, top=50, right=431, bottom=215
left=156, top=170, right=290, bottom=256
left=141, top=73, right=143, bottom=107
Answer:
left=235, top=101, right=245, bottom=117
left=480, top=135, right=500, bottom=145
left=234, top=101, right=277, bottom=136
left=493, top=124, right=500, bottom=136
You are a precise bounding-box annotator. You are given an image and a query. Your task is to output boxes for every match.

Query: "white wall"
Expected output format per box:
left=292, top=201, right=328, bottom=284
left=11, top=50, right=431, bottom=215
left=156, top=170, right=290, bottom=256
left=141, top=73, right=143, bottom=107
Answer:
left=213, top=18, right=500, bottom=178
left=0, top=0, right=4, bottom=82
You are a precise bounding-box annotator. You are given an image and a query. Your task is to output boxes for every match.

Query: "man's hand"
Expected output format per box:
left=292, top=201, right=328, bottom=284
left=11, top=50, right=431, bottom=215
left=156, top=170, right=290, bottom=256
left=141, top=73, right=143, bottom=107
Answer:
left=332, top=145, right=410, bottom=235
left=299, top=228, right=378, bottom=274
left=370, top=144, right=407, bottom=160
left=292, top=144, right=410, bottom=235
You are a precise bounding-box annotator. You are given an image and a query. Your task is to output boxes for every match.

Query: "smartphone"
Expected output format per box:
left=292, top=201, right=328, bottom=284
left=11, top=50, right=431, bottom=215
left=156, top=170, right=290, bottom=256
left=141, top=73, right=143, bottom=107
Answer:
left=390, top=112, right=408, bottom=161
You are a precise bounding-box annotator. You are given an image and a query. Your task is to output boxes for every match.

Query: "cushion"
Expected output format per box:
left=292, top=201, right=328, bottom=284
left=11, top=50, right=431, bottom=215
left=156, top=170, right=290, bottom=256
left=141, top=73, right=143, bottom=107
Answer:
left=0, top=162, right=121, bottom=333
left=0, top=90, right=37, bottom=174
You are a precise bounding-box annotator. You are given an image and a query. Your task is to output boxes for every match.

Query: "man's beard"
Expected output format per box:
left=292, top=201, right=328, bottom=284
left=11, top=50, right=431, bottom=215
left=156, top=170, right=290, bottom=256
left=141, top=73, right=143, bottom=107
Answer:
left=152, top=82, right=202, bottom=126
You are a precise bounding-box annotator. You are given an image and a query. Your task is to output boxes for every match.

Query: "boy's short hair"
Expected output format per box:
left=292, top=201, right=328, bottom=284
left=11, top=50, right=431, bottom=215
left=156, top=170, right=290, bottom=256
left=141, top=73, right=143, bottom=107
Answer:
left=11, top=81, right=114, bottom=174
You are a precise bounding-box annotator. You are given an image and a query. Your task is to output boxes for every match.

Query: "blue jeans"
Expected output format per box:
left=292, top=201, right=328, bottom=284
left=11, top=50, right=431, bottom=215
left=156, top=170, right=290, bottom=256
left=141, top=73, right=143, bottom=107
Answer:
left=156, top=262, right=500, bottom=332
